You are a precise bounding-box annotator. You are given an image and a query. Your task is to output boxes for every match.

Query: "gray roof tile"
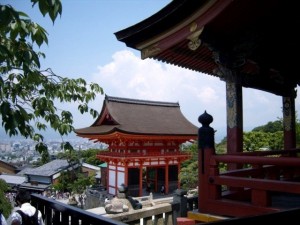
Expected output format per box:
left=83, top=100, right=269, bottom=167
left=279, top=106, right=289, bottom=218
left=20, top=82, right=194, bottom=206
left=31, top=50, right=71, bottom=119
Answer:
left=25, top=159, right=70, bottom=177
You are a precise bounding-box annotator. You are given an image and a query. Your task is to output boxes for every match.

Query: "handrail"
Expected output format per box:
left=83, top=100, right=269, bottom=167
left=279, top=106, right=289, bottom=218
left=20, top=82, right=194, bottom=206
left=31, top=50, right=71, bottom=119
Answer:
left=213, top=154, right=300, bottom=166
left=198, top=146, right=300, bottom=217
left=30, top=193, right=182, bottom=225
left=226, top=149, right=300, bottom=156
left=31, top=194, right=127, bottom=225
left=196, top=208, right=300, bottom=225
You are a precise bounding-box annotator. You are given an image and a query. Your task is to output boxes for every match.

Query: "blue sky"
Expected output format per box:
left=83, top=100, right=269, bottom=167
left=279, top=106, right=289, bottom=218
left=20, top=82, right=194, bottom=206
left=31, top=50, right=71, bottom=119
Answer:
left=2, top=0, right=300, bottom=143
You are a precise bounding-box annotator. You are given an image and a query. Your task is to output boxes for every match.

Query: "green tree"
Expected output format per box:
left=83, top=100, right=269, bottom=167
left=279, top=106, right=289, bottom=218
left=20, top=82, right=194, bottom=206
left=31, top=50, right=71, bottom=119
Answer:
left=245, top=119, right=284, bottom=151
left=179, top=119, right=293, bottom=192
left=0, top=179, right=13, bottom=218
left=52, top=166, right=96, bottom=193
left=0, top=0, right=103, bottom=155
left=252, top=120, right=283, bottom=133
left=243, top=131, right=283, bottom=151
left=179, top=143, right=198, bottom=190
left=80, top=148, right=103, bottom=166
left=57, top=148, right=104, bottom=166
left=54, top=145, right=100, bottom=193
left=179, top=140, right=227, bottom=191
left=52, top=170, right=70, bottom=192
left=69, top=173, right=95, bottom=194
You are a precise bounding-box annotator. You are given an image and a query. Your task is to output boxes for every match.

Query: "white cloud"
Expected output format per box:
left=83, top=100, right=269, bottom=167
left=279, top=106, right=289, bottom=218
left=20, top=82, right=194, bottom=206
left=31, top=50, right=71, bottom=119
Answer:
left=73, top=49, right=300, bottom=142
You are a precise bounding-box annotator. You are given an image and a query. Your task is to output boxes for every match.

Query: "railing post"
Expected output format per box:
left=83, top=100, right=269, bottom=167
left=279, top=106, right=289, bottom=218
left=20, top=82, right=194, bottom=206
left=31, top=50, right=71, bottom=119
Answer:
left=187, top=196, right=198, bottom=211
left=198, top=111, right=215, bottom=213
left=173, top=189, right=188, bottom=217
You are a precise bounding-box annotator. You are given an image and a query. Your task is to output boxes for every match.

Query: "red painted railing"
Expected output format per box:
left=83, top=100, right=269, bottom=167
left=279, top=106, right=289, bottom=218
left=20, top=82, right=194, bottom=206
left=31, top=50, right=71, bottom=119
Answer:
left=199, top=148, right=300, bottom=217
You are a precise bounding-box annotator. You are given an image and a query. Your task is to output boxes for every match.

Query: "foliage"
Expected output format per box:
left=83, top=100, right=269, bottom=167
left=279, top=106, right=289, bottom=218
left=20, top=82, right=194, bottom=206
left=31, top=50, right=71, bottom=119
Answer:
left=251, top=116, right=300, bottom=148
left=243, top=131, right=283, bottom=151
left=52, top=168, right=95, bottom=193
left=0, top=179, right=13, bottom=218
left=57, top=148, right=104, bottom=166
left=179, top=118, right=297, bottom=191
left=80, top=149, right=103, bottom=166
left=252, top=120, right=283, bottom=133
left=51, top=171, right=70, bottom=192
left=68, top=173, right=95, bottom=193
left=179, top=160, right=198, bottom=190
left=60, top=142, right=81, bottom=165
left=37, top=142, right=50, bottom=164
left=219, top=120, right=286, bottom=152
left=179, top=143, right=198, bottom=190
left=215, top=142, right=227, bottom=172
left=244, top=119, right=285, bottom=151
left=215, top=141, right=226, bottom=154
left=54, top=147, right=100, bottom=193
left=179, top=141, right=228, bottom=190
left=0, top=0, right=103, bottom=155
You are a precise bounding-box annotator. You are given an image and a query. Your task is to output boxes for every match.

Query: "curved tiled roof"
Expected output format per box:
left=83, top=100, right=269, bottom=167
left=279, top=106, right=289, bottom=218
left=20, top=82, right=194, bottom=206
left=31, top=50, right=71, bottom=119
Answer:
left=75, top=95, right=198, bottom=137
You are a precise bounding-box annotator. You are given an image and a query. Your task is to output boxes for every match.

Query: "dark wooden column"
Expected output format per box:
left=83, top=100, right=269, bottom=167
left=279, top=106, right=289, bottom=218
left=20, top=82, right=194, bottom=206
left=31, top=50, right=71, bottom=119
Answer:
left=212, top=50, right=244, bottom=160
left=283, top=96, right=296, bottom=149
left=225, top=71, right=243, bottom=157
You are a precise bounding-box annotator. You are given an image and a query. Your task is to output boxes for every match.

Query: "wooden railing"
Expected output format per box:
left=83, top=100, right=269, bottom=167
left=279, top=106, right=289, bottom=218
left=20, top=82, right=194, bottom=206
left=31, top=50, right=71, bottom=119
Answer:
left=30, top=189, right=300, bottom=225
left=31, top=194, right=127, bottom=225
left=198, top=148, right=300, bottom=217
left=30, top=193, right=182, bottom=225
left=105, top=203, right=176, bottom=224
left=193, top=207, right=300, bottom=225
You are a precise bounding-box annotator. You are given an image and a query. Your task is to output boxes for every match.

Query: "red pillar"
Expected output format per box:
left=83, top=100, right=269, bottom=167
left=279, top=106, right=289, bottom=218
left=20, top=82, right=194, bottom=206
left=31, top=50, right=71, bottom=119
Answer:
left=139, top=162, right=143, bottom=197
left=124, top=162, right=128, bottom=186
left=165, top=161, right=169, bottom=194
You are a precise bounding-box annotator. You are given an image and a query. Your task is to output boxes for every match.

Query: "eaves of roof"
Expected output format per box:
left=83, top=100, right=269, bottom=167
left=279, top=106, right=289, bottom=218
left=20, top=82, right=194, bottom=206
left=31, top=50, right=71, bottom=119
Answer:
left=114, top=0, right=300, bottom=97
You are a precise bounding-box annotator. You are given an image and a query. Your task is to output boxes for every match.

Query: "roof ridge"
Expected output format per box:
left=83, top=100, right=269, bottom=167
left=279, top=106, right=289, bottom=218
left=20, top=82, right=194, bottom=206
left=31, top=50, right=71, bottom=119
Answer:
left=105, top=95, right=179, bottom=107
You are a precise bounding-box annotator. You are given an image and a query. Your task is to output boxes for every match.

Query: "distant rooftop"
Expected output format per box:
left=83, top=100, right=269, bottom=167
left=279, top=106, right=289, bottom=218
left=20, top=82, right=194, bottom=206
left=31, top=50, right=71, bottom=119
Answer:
left=0, top=174, right=26, bottom=185
left=24, top=159, right=71, bottom=177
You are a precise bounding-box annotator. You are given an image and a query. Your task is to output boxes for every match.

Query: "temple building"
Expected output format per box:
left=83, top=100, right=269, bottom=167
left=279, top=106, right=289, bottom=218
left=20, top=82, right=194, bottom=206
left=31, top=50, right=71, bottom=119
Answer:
left=113, top=0, right=300, bottom=217
left=75, top=95, right=198, bottom=196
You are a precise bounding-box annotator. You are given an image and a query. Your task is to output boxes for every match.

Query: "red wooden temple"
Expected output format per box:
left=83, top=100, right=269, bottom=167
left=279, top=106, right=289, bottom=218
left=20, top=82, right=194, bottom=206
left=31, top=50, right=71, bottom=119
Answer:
left=114, top=0, right=300, bottom=218
left=75, top=95, right=197, bottom=197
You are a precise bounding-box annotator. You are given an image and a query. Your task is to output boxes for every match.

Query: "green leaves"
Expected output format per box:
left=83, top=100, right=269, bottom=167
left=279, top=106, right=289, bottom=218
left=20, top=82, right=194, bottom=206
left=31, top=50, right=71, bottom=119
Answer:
left=31, top=0, right=62, bottom=23
left=243, top=131, right=283, bottom=151
left=0, top=1, right=103, bottom=158
left=0, top=179, right=13, bottom=218
left=31, top=23, right=49, bottom=46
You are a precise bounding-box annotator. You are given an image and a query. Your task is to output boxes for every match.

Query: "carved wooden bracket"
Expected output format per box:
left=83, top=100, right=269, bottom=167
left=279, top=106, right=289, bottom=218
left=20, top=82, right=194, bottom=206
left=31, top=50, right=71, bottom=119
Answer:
left=187, top=22, right=204, bottom=51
